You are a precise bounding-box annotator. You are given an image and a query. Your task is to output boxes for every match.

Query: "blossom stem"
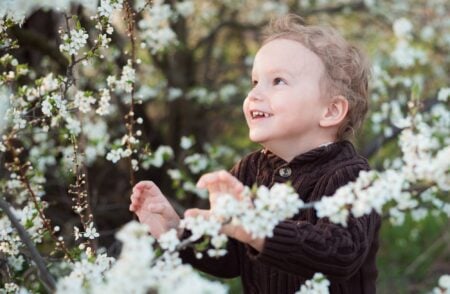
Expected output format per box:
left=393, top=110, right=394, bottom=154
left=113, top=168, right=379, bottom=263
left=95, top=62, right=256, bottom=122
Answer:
left=5, top=139, right=74, bottom=261
left=0, top=196, right=56, bottom=292
left=124, top=0, right=137, bottom=187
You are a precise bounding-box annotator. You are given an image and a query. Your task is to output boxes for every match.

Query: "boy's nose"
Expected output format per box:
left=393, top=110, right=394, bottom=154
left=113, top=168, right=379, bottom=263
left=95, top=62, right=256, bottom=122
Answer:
left=247, top=85, right=265, bottom=101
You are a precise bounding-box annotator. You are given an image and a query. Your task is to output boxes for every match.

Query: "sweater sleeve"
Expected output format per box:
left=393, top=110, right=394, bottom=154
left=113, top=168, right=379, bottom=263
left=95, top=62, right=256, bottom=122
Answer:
left=246, top=163, right=381, bottom=281
left=178, top=154, right=257, bottom=278
left=178, top=236, right=242, bottom=278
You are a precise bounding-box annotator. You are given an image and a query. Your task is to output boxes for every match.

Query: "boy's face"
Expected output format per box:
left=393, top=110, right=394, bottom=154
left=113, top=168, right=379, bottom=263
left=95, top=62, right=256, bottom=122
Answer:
left=243, top=38, right=329, bottom=153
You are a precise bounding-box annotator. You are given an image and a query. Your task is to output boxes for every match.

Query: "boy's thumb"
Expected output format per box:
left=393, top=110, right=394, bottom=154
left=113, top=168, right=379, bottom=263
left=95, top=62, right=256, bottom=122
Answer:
left=184, top=208, right=210, bottom=219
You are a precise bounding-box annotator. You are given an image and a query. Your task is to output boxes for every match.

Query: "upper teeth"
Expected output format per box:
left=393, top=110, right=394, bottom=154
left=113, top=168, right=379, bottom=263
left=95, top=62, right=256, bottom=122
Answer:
left=252, top=111, right=270, bottom=118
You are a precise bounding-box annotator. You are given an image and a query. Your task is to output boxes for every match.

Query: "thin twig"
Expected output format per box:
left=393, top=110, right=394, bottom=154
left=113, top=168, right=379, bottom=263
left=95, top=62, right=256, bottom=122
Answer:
left=124, top=0, right=137, bottom=187
left=4, top=137, right=74, bottom=261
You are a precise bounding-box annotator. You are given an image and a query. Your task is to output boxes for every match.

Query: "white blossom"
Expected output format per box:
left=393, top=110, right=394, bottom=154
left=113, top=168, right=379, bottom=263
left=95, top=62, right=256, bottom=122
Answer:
left=42, top=93, right=67, bottom=117
left=431, top=274, right=450, bottom=294
left=182, top=181, right=208, bottom=199
left=40, top=73, right=59, bottom=93
left=108, top=60, right=135, bottom=93
left=184, top=153, right=208, bottom=174
left=106, top=148, right=132, bottom=163
left=138, top=0, right=178, bottom=53
left=59, top=28, right=89, bottom=56
left=56, top=253, right=115, bottom=293
left=393, top=18, right=413, bottom=39
left=142, top=145, right=174, bottom=168
left=74, top=91, right=96, bottom=113
left=157, top=265, right=228, bottom=294
left=158, top=229, right=180, bottom=252
left=96, top=89, right=112, bottom=115
left=167, top=169, right=182, bottom=180
left=0, top=87, right=10, bottom=134
left=175, top=1, right=195, bottom=18
left=98, top=0, right=123, bottom=19
left=180, top=136, right=193, bottom=149
left=8, top=254, right=24, bottom=271
left=392, top=40, right=428, bottom=69
left=437, top=87, right=450, bottom=102
left=3, top=283, right=20, bottom=293
left=83, top=222, right=100, bottom=239
left=168, top=87, right=182, bottom=101
left=296, top=273, right=330, bottom=294
left=65, top=116, right=82, bottom=135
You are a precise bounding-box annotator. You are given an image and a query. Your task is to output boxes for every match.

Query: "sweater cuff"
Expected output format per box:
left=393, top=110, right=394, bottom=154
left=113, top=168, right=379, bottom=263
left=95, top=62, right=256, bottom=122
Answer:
left=246, top=221, right=298, bottom=262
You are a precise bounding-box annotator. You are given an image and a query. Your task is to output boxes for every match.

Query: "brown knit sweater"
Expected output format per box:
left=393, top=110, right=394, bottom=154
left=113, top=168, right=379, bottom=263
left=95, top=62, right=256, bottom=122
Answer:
left=180, top=141, right=381, bottom=293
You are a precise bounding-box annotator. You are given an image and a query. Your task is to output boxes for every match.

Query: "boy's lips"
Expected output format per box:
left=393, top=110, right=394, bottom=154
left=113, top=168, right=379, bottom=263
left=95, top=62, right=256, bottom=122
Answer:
left=250, top=110, right=273, bottom=119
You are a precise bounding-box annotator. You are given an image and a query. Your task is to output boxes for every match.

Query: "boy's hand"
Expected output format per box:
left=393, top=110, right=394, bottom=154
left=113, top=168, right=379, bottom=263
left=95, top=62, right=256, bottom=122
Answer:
left=129, top=181, right=180, bottom=238
left=196, top=170, right=245, bottom=210
left=194, top=171, right=265, bottom=251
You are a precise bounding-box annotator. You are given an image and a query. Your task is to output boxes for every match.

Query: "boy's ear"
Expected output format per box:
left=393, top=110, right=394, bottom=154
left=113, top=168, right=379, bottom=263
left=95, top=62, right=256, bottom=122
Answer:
left=319, top=95, right=349, bottom=127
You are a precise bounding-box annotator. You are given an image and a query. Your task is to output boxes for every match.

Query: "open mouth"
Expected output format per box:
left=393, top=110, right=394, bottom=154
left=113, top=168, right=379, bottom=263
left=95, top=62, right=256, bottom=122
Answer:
left=250, top=110, right=273, bottom=119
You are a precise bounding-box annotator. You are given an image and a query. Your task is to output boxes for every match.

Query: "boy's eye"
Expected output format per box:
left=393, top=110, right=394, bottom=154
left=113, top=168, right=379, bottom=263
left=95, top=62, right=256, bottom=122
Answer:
left=273, top=77, right=286, bottom=85
left=252, top=80, right=258, bottom=87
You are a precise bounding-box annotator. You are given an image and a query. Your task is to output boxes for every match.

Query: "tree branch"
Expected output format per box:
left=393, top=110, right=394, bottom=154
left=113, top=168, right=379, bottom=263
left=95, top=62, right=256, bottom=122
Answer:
left=194, top=20, right=262, bottom=51
left=0, top=197, right=56, bottom=292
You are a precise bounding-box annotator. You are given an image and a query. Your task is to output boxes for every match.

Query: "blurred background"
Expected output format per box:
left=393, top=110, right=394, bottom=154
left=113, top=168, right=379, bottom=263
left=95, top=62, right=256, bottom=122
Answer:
left=0, top=0, right=449, bottom=293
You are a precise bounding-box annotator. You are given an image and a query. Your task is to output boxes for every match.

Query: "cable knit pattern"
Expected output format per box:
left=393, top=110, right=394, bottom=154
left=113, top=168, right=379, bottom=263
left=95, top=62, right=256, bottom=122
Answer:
left=179, top=141, right=381, bottom=294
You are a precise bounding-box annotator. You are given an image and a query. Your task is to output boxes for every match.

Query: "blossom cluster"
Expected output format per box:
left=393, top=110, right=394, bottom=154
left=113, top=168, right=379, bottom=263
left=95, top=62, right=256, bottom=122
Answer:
left=213, top=184, right=305, bottom=239
left=107, top=60, right=136, bottom=95
left=138, top=0, right=195, bottom=53
left=59, top=28, right=89, bottom=56
left=431, top=274, right=450, bottom=294
left=295, top=273, right=330, bottom=294
left=98, top=0, right=124, bottom=19
left=56, top=221, right=228, bottom=294
left=0, top=202, right=46, bottom=277
left=315, top=114, right=449, bottom=227
left=174, top=183, right=304, bottom=258
left=179, top=215, right=228, bottom=258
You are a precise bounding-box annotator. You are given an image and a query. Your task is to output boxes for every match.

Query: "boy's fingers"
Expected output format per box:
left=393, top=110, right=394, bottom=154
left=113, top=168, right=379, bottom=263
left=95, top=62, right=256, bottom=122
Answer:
left=129, top=203, right=139, bottom=212
left=134, top=181, right=157, bottom=192
left=148, top=202, right=167, bottom=215
left=197, top=170, right=233, bottom=187
left=133, top=181, right=149, bottom=192
left=184, top=208, right=210, bottom=219
left=130, top=193, right=140, bottom=205
left=130, top=192, right=145, bottom=205
left=197, top=171, right=247, bottom=203
left=196, top=173, right=220, bottom=192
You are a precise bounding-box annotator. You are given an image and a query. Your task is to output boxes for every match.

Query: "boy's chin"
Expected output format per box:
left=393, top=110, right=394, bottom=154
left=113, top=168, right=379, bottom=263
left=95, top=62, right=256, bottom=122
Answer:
left=248, top=133, right=265, bottom=144
left=249, top=137, right=270, bottom=151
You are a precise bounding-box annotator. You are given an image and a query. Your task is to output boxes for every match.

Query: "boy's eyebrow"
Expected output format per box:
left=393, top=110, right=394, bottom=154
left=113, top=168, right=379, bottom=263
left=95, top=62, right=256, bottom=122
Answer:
left=265, top=68, right=297, bottom=79
left=251, top=68, right=300, bottom=79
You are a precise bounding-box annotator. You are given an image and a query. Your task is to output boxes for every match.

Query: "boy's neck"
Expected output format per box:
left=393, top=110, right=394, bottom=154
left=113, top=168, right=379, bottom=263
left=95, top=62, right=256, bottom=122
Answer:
left=263, top=135, right=336, bottom=162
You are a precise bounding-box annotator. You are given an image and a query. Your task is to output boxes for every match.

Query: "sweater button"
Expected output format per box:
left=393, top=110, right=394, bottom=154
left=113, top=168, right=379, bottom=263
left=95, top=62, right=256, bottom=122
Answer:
left=278, top=167, right=292, bottom=177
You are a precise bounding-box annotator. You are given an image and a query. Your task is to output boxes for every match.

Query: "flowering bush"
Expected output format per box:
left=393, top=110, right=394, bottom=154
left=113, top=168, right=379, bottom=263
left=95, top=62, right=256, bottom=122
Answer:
left=0, top=0, right=449, bottom=293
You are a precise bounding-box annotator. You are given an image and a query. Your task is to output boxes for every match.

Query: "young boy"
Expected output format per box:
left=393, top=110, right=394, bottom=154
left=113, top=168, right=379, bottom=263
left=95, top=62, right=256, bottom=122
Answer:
left=130, top=14, right=380, bottom=294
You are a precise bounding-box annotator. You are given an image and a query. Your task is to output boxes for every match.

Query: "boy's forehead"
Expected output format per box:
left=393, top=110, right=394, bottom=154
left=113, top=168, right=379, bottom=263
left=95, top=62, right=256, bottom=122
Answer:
left=252, top=39, right=324, bottom=76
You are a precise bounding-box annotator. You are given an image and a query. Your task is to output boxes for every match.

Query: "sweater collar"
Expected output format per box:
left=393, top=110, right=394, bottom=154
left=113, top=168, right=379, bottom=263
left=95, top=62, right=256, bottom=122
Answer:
left=262, top=140, right=354, bottom=169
